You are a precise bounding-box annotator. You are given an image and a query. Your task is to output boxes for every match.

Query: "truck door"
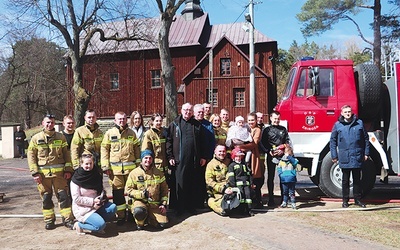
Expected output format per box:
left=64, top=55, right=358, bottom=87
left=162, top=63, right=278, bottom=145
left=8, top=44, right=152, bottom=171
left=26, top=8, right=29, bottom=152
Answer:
left=290, top=67, right=339, bottom=132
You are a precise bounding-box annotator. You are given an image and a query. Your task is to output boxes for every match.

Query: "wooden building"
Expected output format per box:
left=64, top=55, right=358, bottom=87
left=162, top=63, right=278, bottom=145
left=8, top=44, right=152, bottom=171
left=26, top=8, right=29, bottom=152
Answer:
left=66, top=1, right=278, bottom=119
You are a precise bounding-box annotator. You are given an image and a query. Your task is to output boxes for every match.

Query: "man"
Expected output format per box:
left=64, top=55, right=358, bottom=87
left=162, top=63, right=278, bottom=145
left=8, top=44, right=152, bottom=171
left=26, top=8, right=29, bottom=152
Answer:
left=205, top=145, right=231, bottom=216
left=71, top=109, right=103, bottom=170
left=330, top=105, right=369, bottom=208
left=219, top=108, right=231, bottom=132
left=194, top=104, right=215, bottom=206
left=125, top=149, right=169, bottom=230
left=27, top=114, right=74, bottom=230
left=166, top=102, right=207, bottom=215
left=194, top=104, right=215, bottom=161
left=101, top=111, right=141, bottom=225
left=203, top=102, right=212, bottom=121
left=62, top=115, right=75, bottom=150
left=256, top=112, right=265, bottom=130
left=14, top=125, right=26, bottom=158
left=260, top=111, right=291, bottom=207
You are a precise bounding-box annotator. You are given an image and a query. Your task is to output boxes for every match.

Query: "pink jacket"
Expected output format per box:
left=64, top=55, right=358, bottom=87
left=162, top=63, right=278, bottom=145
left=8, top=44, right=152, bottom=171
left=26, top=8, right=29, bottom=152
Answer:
left=70, top=181, right=98, bottom=222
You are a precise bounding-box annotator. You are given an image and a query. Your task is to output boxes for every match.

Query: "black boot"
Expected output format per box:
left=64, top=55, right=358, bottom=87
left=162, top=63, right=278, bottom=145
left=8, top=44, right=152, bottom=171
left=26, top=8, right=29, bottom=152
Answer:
left=355, top=200, right=366, bottom=208
left=45, top=221, right=56, bottom=230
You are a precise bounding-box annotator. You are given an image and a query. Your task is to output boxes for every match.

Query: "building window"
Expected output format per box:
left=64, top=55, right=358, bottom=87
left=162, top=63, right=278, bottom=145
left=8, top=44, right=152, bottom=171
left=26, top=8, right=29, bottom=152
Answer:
left=206, top=89, right=218, bottom=107
left=220, top=58, right=231, bottom=76
left=151, top=70, right=161, bottom=88
left=233, top=88, right=245, bottom=107
left=110, top=73, right=119, bottom=90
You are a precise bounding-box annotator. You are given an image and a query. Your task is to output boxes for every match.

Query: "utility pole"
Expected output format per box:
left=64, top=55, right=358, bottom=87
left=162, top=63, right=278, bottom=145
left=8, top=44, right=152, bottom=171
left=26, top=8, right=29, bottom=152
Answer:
left=248, top=0, right=255, bottom=112
left=208, top=49, right=214, bottom=113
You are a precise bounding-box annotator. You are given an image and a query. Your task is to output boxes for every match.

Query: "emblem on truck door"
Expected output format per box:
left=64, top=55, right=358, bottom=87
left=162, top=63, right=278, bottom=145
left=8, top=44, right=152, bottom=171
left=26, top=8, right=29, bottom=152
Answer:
left=306, top=115, right=315, bottom=126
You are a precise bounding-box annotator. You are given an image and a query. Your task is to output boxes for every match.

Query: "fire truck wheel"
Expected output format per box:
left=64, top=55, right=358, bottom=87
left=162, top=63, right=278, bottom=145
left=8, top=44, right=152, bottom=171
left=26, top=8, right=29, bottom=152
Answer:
left=355, top=64, right=382, bottom=121
left=319, top=152, right=342, bottom=198
left=319, top=152, right=376, bottom=198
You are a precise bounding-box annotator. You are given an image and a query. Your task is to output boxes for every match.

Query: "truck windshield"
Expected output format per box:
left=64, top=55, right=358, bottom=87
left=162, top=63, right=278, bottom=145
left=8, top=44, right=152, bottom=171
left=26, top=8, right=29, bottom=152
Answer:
left=281, top=67, right=297, bottom=100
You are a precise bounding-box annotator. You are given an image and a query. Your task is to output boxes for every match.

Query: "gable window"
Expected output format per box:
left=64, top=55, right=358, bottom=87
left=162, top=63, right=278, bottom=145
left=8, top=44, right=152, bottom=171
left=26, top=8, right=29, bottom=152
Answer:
left=206, top=89, right=218, bottom=107
left=220, top=58, right=231, bottom=76
left=151, top=70, right=161, bottom=88
left=110, top=73, right=119, bottom=90
left=233, top=88, right=245, bottom=107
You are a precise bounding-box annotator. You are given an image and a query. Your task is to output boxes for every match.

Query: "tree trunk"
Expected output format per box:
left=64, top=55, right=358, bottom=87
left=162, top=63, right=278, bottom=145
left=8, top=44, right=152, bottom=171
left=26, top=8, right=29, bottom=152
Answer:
left=373, top=0, right=382, bottom=67
left=158, top=15, right=178, bottom=124
left=70, top=51, right=91, bottom=126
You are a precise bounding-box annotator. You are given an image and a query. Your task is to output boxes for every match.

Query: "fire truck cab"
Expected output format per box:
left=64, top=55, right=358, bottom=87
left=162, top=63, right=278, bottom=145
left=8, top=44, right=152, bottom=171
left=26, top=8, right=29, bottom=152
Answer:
left=275, top=59, right=399, bottom=198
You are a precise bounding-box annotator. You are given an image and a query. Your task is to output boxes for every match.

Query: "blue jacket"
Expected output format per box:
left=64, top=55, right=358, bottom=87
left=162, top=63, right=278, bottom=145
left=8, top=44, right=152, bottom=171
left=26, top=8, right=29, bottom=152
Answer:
left=277, top=155, right=297, bottom=183
left=201, top=119, right=215, bottom=160
left=329, top=115, right=369, bottom=169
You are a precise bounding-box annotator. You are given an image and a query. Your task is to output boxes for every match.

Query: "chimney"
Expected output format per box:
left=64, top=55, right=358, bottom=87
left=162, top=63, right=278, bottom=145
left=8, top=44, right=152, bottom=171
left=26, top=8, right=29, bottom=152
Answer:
left=181, top=0, right=204, bottom=21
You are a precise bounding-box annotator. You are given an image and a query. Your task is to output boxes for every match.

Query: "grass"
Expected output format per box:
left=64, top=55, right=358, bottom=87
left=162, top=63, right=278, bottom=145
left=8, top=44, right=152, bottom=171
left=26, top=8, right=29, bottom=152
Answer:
left=283, top=206, right=400, bottom=247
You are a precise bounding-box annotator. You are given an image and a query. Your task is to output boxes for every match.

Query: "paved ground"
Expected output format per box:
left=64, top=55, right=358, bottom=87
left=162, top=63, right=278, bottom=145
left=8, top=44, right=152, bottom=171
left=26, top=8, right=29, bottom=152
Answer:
left=0, top=157, right=399, bottom=249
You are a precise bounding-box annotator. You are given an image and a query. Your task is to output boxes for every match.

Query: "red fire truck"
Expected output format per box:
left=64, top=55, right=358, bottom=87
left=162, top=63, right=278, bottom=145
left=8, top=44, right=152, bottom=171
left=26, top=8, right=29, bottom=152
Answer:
left=275, top=59, right=400, bottom=198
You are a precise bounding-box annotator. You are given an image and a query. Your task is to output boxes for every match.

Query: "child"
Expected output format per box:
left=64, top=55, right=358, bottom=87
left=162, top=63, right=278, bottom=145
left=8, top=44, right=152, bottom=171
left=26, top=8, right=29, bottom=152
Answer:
left=70, top=154, right=117, bottom=235
left=226, top=148, right=254, bottom=216
left=226, top=116, right=253, bottom=163
left=277, top=144, right=299, bottom=209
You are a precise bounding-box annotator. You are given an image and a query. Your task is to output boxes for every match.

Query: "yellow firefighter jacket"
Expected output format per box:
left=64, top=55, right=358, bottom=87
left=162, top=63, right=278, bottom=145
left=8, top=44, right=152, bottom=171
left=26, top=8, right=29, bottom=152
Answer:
left=101, top=125, right=140, bottom=175
left=70, top=123, right=103, bottom=169
left=125, top=165, right=169, bottom=206
left=205, top=156, right=230, bottom=196
left=28, top=129, right=72, bottom=177
left=141, top=128, right=168, bottom=172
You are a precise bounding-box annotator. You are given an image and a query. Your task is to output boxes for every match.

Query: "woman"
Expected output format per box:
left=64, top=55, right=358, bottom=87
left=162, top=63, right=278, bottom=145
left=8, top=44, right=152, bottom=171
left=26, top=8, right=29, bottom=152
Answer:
left=141, top=113, right=168, bottom=174
left=70, top=154, right=116, bottom=235
left=236, top=112, right=265, bottom=209
left=209, top=113, right=227, bottom=146
left=130, top=111, right=147, bottom=145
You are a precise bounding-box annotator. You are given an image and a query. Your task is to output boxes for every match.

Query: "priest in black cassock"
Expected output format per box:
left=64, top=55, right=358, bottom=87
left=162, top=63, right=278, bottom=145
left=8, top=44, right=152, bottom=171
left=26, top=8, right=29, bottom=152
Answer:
left=166, top=102, right=207, bottom=215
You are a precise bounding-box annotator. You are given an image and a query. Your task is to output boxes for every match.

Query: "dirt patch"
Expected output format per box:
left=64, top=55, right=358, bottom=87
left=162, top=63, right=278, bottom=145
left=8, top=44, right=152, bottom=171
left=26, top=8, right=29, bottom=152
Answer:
left=0, top=158, right=399, bottom=249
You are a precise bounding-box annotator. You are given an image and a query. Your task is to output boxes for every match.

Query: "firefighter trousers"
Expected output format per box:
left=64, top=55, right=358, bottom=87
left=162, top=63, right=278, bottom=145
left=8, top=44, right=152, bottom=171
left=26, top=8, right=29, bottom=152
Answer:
left=131, top=200, right=168, bottom=227
left=109, top=174, right=128, bottom=219
left=207, top=193, right=224, bottom=215
left=37, top=174, right=72, bottom=224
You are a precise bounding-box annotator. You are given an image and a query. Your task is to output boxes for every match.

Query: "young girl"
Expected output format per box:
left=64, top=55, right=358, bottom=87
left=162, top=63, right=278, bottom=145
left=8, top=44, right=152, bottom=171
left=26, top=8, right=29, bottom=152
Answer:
left=226, top=148, right=254, bottom=216
left=277, top=145, right=299, bottom=209
left=226, top=116, right=253, bottom=163
left=70, top=154, right=116, bottom=235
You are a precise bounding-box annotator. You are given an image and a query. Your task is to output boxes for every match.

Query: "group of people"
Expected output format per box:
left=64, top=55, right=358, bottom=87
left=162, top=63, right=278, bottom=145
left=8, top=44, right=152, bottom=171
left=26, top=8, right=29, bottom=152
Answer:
left=26, top=102, right=369, bottom=235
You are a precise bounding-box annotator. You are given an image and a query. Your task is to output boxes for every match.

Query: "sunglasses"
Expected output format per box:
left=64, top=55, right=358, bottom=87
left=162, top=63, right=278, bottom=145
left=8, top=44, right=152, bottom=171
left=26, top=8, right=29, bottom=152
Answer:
left=45, top=114, right=55, bottom=119
left=81, top=154, right=93, bottom=158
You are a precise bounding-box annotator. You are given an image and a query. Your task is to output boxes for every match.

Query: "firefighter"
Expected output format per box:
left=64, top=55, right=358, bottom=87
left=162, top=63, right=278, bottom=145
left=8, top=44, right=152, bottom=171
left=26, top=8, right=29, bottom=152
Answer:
left=205, top=144, right=231, bottom=216
left=70, top=109, right=103, bottom=170
left=28, top=114, right=74, bottom=230
left=125, top=149, right=169, bottom=230
left=141, top=113, right=168, bottom=174
left=101, top=111, right=140, bottom=226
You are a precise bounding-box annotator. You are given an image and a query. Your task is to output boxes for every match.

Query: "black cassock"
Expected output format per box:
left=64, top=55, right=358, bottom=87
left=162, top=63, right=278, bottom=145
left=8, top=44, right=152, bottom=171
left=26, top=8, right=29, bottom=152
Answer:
left=168, top=117, right=206, bottom=212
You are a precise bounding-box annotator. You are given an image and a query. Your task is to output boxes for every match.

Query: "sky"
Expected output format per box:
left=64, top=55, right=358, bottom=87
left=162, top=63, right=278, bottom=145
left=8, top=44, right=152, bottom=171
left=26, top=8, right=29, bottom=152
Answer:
left=194, top=0, right=394, bottom=51
left=0, top=0, right=395, bottom=53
